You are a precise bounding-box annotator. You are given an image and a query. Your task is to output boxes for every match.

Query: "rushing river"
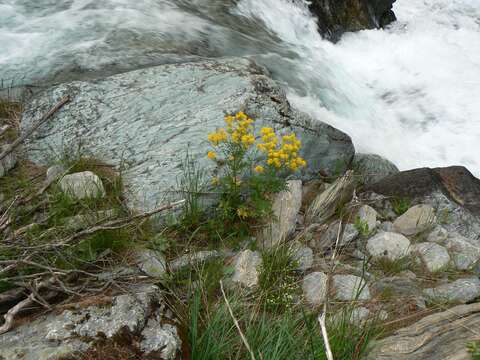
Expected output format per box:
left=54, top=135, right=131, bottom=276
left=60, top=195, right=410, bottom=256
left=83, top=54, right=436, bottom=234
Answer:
left=1, top=0, right=479, bottom=174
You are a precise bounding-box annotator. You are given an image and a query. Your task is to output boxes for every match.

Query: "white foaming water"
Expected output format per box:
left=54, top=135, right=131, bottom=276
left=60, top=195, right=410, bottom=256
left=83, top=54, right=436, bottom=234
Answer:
left=236, top=0, right=480, bottom=174
left=1, top=0, right=479, bottom=174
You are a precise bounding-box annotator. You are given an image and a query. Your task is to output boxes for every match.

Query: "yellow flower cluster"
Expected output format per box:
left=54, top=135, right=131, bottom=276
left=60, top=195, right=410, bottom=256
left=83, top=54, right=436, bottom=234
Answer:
left=208, top=112, right=255, bottom=150
left=257, top=128, right=307, bottom=171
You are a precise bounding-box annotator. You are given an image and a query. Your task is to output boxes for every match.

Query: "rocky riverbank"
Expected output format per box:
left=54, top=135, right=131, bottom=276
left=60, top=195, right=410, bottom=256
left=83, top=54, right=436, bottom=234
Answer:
left=1, top=2, right=479, bottom=359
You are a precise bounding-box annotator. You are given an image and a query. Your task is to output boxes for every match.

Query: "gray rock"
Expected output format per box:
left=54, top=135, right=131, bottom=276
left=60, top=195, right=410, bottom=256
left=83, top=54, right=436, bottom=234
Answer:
left=353, top=153, right=399, bottom=185
left=302, top=272, right=328, bottom=306
left=424, top=277, right=480, bottom=304
left=169, top=250, right=220, bottom=271
left=45, top=164, right=65, bottom=183
left=380, top=221, right=394, bottom=232
left=426, top=225, right=448, bottom=244
left=136, top=249, right=167, bottom=278
left=443, top=233, right=480, bottom=270
left=357, top=205, right=378, bottom=232
left=294, top=246, right=314, bottom=271
left=320, top=221, right=359, bottom=250
left=412, top=242, right=450, bottom=272
left=259, top=180, right=302, bottom=248
left=372, top=276, right=420, bottom=298
left=368, top=303, right=480, bottom=360
left=366, top=232, right=411, bottom=261
left=333, top=274, right=370, bottom=301
left=59, top=171, right=106, bottom=199
left=140, top=311, right=181, bottom=359
left=393, top=205, right=436, bottom=236
left=22, top=58, right=354, bottom=211
left=0, top=145, right=17, bottom=177
left=232, top=250, right=262, bottom=287
left=0, top=285, right=180, bottom=360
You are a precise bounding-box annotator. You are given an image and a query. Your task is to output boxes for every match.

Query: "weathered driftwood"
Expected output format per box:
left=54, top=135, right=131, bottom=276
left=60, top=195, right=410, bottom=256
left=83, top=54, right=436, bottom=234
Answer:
left=367, top=303, right=480, bottom=360
left=305, top=171, right=355, bottom=225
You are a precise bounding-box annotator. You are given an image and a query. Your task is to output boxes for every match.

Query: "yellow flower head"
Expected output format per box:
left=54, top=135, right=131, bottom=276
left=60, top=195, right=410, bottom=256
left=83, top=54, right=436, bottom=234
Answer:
left=254, top=165, right=264, bottom=173
left=207, top=151, right=217, bottom=160
left=237, top=207, right=250, bottom=219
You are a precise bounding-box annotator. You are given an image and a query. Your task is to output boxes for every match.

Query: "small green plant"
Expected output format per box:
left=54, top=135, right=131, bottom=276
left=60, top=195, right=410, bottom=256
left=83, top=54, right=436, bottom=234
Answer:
left=258, top=246, right=300, bottom=312
left=391, top=197, right=411, bottom=216
left=467, top=341, right=480, bottom=359
left=354, top=217, right=371, bottom=237
left=207, top=112, right=306, bottom=226
left=372, top=256, right=412, bottom=276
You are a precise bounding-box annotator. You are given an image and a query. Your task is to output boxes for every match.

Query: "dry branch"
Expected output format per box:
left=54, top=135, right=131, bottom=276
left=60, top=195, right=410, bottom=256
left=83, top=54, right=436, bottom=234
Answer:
left=0, top=95, right=70, bottom=162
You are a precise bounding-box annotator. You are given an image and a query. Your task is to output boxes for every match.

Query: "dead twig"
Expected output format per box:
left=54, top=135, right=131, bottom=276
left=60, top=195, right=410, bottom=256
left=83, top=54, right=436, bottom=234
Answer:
left=0, top=96, right=70, bottom=162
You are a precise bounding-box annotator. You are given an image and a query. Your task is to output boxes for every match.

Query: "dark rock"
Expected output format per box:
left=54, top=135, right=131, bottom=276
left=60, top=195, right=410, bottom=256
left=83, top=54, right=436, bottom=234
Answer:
left=307, top=0, right=397, bottom=41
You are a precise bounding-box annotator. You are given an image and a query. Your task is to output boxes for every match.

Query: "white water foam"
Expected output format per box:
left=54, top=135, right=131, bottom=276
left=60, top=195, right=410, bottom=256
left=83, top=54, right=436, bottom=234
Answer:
left=236, top=0, right=480, bottom=175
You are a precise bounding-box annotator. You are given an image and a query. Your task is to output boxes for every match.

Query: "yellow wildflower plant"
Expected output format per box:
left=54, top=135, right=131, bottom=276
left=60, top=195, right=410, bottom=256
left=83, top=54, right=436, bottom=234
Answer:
left=206, top=112, right=307, bottom=224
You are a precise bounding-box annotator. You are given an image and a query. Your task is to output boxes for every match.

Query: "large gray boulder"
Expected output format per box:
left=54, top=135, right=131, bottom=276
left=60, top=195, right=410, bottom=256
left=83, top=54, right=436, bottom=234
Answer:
left=0, top=285, right=181, bottom=360
left=22, top=58, right=354, bottom=212
left=424, top=277, right=480, bottom=304
left=353, top=153, right=399, bottom=185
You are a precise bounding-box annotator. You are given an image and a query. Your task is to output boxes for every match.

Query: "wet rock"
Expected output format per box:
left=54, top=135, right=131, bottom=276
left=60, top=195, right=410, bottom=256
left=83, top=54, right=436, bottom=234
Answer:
left=412, top=242, right=450, bottom=272
left=353, top=153, right=399, bottom=185
left=259, top=180, right=302, bottom=248
left=367, top=303, right=480, bottom=360
left=0, top=145, right=17, bottom=177
left=333, top=274, right=370, bottom=301
left=22, top=58, right=354, bottom=211
left=59, top=171, right=106, bottom=199
left=424, top=277, right=480, bottom=304
left=357, top=205, right=378, bottom=232
left=232, top=250, right=262, bottom=287
left=303, top=271, right=328, bottom=306
left=393, top=205, right=436, bottom=236
left=136, top=249, right=167, bottom=278
left=366, top=232, right=411, bottom=261
left=294, top=246, right=314, bottom=271
left=308, top=0, right=397, bottom=41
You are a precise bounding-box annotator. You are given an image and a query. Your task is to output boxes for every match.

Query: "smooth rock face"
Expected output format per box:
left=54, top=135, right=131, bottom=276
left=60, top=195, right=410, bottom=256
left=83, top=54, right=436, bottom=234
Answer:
left=366, top=232, right=411, bottom=261
left=59, top=171, right=106, bottom=199
left=353, top=153, right=399, bottom=185
left=333, top=274, right=370, bottom=301
left=45, top=164, right=65, bottom=183
left=232, top=250, right=262, bottom=287
left=443, top=234, right=480, bottom=270
left=136, top=249, right=167, bottom=278
left=424, top=277, right=480, bottom=304
left=303, top=271, right=328, bottom=305
left=294, top=246, right=314, bottom=271
left=308, top=0, right=396, bottom=41
left=358, top=205, right=378, bottom=232
left=0, top=285, right=181, bottom=360
left=22, top=58, right=354, bottom=211
left=260, top=180, right=302, bottom=248
left=367, top=303, right=480, bottom=360
left=393, top=205, right=436, bottom=236
left=0, top=145, right=17, bottom=177
left=412, top=242, right=450, bottom=272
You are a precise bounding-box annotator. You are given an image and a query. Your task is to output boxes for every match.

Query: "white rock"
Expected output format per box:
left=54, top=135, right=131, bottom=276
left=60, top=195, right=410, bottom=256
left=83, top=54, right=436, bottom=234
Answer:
left=333, top=274, right=370, bottom=301
left=294, top=246, right=314, bottom=271
left=357, top=205, right=378, bottom=232
left=424, top=277, right=480, bottom=304
left=59, top=171, right=106, bottom=199
left=302, top=272, right=328, bottom=306
left=443, top=233, right=480, bottom=270
left=427, top=226, right=448, bottom=244
left=46, top=164, right=65, bottom=183
left=413, top=242, right=450, bottom=272
left=366, top=232, right=411, bottom=261
left=232, top=250, right=262, bottom=287
left=136, top=249, right=167, bottom=278
left=393, top=205, right=436, bottom=236
left=0, top=145, right=17, bottom=177
left=140, top=319, right=181, bottom=359
left=260, top=180, right=302, bottom=248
